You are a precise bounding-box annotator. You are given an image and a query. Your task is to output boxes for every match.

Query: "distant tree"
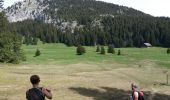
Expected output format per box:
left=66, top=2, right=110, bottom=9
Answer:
left=96, top=45, right=100, bottom=52
left=35, top=49, right=41, bottom=57
left=107, top=45, right=115, bottom=54
left=167, top=48, right=170, bottom=54
left=118, top=49, right=121, bottom=55
left=32, top=37, right=38, bottom=45
left=100, top=46, right=105, bottom=55
left=76, top=45, right=86, bottom=55
left=0, top=12, right=7, bottom=32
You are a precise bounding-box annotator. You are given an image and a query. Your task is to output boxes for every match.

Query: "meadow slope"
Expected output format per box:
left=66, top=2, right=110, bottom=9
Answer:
left=0, top=43, right=170, bottom=100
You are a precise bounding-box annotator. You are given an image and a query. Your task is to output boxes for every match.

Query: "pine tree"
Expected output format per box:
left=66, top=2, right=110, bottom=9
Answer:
left=0, top=12, right=25, bottom=64
left=96, top=45, right=100, bottom=52
left=107, top=45, right=115, bottom=54
left=118, top=49, right=121, bottom=55
left=0, top=12, right=8, bottom=32
left=167, top=48, right=170, bottom=54
left=76, top=45, right=86, bottom=55
left=35, top=49, right=41, bottom=57
left=100, top=46, right=105, bottom=55
left=32, top=37, right=38, bottom=45
left=0, top=32, right=25, bottom=63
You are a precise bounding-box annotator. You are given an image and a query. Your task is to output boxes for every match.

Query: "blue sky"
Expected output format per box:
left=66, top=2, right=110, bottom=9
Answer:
left=3, top=0, right=170, bottom=17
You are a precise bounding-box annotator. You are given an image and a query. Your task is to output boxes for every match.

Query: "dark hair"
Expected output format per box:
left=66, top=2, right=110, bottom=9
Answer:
left=30, top=75, right=40, bottom=84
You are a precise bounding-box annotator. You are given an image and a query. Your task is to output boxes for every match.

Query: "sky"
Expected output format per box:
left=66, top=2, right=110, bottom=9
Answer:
left=3, top=0, right=170, bottom=17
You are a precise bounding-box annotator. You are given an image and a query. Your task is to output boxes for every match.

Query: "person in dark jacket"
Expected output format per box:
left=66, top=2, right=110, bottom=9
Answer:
left=26, top=75, right=52, bottom=100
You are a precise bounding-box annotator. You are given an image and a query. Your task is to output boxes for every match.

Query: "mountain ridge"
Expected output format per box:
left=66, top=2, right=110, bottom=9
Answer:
left=5, top=0, right=150, bottom=23
left=5, top=0, right=170, bottom=47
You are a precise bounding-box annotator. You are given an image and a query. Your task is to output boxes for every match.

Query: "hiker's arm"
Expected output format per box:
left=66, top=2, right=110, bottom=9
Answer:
left=26, top=91, right=29, bottom=99
left=42, top=88, right=52, bottom=99
left=133, top=92, right=138, bottom=100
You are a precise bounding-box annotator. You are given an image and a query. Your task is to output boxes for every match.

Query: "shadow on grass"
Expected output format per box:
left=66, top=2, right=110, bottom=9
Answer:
left=69, top=87, right=170, bottom=100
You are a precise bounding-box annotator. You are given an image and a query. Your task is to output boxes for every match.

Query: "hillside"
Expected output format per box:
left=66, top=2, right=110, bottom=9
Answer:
left=5, top=0, right=148, bottom=23
left=4, top=0, right=170, bottom=47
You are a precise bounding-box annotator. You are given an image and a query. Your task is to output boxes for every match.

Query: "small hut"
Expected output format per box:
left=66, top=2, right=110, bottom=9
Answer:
left=142, top=43, right=152, bottom=48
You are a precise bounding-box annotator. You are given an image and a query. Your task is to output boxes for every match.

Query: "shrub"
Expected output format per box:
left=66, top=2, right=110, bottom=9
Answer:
left=96, top=45, right=100, bottom=52
left=107, top=45, right=115, bottom=54
left=0, top=32, right=25, bottom=64
left=35, top=49, right=41, bottom=57
left=118, top=49, right=121, bottom=55
left=77, top=45, right=86, bottom=55
left=167, top=48, right=170, bottom=54
left=100, top=46, right=105, bottom=55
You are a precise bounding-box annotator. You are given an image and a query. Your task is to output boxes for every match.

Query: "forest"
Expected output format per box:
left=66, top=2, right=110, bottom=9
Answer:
left=10, top=16, right=170, bottom=47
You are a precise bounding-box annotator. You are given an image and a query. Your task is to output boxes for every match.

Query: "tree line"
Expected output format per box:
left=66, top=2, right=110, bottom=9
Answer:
left=10, top=16, right=170, bottom=47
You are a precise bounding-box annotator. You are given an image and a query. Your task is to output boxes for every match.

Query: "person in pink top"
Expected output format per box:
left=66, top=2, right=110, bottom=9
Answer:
left=130, top=83, right=144, bottom=100
left=131, top=83, right=139, bottom=100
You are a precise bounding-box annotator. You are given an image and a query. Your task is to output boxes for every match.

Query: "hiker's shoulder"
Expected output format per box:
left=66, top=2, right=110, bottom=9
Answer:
left=133, top=91, right=139, bottom=96
left=26, top=88, right=33, bottom=95
left=26, top=88, right=38, bottom=92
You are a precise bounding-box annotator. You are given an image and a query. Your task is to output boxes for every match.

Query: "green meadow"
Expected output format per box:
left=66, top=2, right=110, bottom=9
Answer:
left=22, top=43, right=170, bottom=67
left=0, top=43, right=170, bottom=100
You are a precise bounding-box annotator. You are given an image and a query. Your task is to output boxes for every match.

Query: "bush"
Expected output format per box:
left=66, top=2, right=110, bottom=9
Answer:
left=107, top=45, right=115, bottom=54
left=100, top=46, right=105, bottom=55
left=76, top=45, right=86, bottom=55
left=0, top=32, right=25, bottom=64
left=96, top=45, right=100, bottom=52
left=167, top=48, right=170, bottom=54
left=118, top=49, right=121, bottom=55
left=35, top=49, right=41, bottom=57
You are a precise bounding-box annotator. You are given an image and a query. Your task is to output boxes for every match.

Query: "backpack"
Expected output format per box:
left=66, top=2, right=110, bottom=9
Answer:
left=26, top=87, right=45, bottom=100
left=138, top=91, right=144, bottom=100
left=132, top=91, right=144, bottom=100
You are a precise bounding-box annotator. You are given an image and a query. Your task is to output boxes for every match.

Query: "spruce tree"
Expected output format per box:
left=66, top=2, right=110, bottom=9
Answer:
left=118, top=49, right=121, bottom=55
left=35, top=49, right=41, bottom=57
left=96, top=45, right=100, bottom=52
left=76, top=45, right=86, bottom=55
left=100, top=46, right=105, bottom=55
left=167, top=48, right=170, bottom=54
left=32, top=37, right=38, bottom=45
left=107, top=45, right=115, bottom=54
left=0, top=12, right=25, bottom=64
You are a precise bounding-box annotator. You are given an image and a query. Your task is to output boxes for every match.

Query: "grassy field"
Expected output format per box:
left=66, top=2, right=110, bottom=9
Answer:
left=22, top=43, right=170, bottom=67
left=0, top=43, right=170, bottom=100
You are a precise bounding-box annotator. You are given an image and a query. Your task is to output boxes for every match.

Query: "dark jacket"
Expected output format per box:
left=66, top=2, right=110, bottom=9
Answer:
left=26, top=87, right=45, bottom=100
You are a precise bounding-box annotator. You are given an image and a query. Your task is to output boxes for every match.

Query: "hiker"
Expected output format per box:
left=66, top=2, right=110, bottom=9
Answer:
left=26, top=75, right=52, bottom=100
left=130, top=83, right=144, bottom=100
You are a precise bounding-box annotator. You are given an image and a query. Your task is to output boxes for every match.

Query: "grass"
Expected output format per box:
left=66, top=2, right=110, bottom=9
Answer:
left=22, top=43, right=170, bottom=67
left=0, top=43, right=170, bottom=100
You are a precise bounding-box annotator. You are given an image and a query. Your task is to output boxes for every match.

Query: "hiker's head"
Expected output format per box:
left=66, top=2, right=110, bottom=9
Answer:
left=30, top=75, right=40, bottom=85
left=131, top=83, right=138, bottom=91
